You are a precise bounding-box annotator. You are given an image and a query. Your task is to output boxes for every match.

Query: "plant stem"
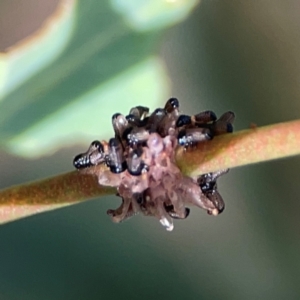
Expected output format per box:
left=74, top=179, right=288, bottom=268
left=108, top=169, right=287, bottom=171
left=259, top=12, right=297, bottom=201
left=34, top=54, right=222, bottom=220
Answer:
left=176, top=119, right=300, bottom=176
left=0, top=119, right=299, bottom=224
left=0, top=166, right=115, bottom=224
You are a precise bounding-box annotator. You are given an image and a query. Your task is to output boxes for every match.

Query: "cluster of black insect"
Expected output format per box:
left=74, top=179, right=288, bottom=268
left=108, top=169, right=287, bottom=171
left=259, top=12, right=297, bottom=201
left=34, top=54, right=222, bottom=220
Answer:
left=73, top=98, right=234, bottom=231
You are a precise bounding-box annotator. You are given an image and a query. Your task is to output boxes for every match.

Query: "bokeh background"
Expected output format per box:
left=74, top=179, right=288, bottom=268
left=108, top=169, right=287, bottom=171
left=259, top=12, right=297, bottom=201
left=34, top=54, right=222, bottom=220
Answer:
left=0, top=0, right=300, bottom=299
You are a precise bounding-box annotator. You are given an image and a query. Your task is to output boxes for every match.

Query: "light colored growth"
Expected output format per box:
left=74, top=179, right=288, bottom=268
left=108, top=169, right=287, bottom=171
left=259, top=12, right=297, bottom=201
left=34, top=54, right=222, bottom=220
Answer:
left=80, top=98, right=233, bottom=231
left=93, top=132, right=217, bottom=231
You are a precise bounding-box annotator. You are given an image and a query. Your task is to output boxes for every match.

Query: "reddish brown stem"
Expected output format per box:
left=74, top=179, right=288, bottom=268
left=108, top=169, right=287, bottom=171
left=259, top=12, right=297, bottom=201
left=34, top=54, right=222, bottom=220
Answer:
left=0, top=166, right=115, bottom=224
left=0, top=119, right=299, bottom=224
left=176, top=119, right=300, bottom=176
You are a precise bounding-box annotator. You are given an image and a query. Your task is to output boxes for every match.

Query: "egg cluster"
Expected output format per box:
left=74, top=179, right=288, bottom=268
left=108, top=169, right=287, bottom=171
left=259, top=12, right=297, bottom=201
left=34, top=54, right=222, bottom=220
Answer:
left=73, top=98, right=234, bottom=231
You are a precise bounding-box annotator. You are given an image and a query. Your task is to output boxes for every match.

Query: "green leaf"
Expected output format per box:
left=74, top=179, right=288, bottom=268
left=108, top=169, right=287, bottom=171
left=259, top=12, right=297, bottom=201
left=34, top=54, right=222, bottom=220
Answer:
left=0, top=0, right=198, bottom=158
left=111, top=0, right=199, bottom=31
left=0, top=0, right=76, bottom=100
left=6, top=57, right=169, bottom=157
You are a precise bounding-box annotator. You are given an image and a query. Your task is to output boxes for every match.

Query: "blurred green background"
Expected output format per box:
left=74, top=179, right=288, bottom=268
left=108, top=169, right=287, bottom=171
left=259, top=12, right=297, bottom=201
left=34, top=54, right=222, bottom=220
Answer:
left=0, top=0, right=300, bottom=299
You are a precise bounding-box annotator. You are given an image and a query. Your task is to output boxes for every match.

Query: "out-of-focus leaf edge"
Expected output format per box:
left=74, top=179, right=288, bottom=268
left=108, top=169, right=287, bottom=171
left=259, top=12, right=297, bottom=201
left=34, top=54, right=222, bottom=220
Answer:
left=0, top=0, right=76, bottom=100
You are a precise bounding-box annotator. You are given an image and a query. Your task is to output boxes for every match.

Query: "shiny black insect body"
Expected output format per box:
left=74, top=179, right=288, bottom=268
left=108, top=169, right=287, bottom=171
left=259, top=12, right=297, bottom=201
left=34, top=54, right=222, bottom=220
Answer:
left=126, top=127, right=149, bottom=147
left=198, top=170, right=229, bottom=214
left=211, top=111, right=235, bottom=135
left=177, top=128, right=212, bottom=147
left=154, top=97, right=180, bottom=137
left=176, top=111, right=234, bottom=136
left=107, top=138, right=127, bottom=174
left=200, top=111, right=235, bottom=135
left=112, top=113, right=129, bottom=147
left=176, top=110, right=217, bottom=128
left=127, top=148, right=149, bottom=176
left=146, top=108, right=166, bottom=133
left=164, top=97, right=179, bottom=114
left=125, top=105, right=149, bottom=128
left=73, top=140, right=105, bottom=169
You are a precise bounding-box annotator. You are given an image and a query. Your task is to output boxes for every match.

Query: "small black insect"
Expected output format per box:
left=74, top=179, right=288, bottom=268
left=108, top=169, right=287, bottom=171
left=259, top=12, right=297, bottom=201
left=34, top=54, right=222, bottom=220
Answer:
left=207, top=111, right=235, bottom=136
left=176, top=110, right=217, bottom=128
left=176, top=114, right=192, bottom=127
left=164, top=97, right=179, bottom=114
left=127, top=148, right=149, bottom=176
left=198, top=170, right=229, bottom=214
left=206, top=190, right=225, bottom=214
left=177, top=128, right=213, bottom=147
left=126, top=127, right=149, bottom=147
left=126, top=114, right=144, bottom=127
left=130, top=105, right=149, bottom=119
left=112, top=113, right=129, bottom=147
left=146, top=108, right=166, bottom=133
left=73, top=140, right=105, bottom=169
left=176, top=111, right=235, bottom=139
left=107, top=138, right=127, bottom=174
